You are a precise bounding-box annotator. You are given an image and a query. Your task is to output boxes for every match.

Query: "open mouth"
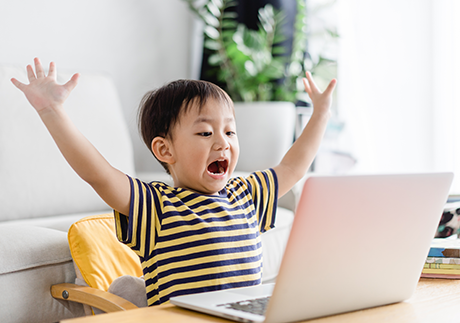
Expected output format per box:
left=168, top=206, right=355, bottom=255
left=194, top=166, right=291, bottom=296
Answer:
left=207, top=159, right=229, bottom=175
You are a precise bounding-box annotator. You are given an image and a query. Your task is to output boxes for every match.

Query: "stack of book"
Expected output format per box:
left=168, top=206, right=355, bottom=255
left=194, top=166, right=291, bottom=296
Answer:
left=422, top=238, right=460, bottom=279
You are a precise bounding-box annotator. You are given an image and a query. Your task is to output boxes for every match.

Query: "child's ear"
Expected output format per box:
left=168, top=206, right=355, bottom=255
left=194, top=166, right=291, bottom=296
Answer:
left=151, top=137, right=175, bottom=164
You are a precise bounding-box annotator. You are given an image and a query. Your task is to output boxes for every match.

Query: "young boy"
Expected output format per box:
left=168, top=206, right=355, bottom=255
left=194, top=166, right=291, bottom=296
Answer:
left=11, top=58, right=336, bottom=306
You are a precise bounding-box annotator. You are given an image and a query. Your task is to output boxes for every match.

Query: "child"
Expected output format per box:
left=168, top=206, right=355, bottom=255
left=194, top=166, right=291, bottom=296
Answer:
left=11, top=58, right=336, bottom=306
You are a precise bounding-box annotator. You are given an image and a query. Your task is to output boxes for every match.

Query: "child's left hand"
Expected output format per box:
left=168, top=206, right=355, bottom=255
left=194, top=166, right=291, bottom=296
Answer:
left=274, top=72, right=337, bottom=198
left=303, top=71, right=337, bottom=116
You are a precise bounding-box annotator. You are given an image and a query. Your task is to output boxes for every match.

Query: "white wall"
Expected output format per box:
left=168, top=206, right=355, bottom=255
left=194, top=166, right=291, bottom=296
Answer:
left=0, top=0, right=194, bottom=172
left=4, top=0, right=454, bottom=188
left=337, top=0, right=435, bottom=174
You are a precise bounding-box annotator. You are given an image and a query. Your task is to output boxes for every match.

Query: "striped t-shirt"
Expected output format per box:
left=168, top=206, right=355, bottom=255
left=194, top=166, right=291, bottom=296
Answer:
left=114, top=169, right=278, bottom=306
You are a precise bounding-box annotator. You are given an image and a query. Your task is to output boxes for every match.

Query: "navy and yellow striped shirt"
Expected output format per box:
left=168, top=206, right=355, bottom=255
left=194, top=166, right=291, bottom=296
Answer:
left=114, top=169, right=278, bottom=306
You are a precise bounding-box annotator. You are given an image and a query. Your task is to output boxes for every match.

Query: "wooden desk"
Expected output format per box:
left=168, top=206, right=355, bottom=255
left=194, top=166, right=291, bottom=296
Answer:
left=61, top=278, right=460, bottom=323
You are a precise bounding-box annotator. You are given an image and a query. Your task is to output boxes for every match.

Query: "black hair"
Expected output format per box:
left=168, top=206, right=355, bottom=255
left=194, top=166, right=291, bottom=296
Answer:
left=138, top=79, right=233, bottom=174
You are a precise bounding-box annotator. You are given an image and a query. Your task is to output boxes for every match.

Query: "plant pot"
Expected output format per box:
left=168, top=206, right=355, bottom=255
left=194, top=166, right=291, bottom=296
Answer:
left=234, top=101, right=297, bottom=172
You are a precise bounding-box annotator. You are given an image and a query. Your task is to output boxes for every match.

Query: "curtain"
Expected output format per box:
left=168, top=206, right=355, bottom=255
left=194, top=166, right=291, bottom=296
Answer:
left=431, top=1, right=460, bottom=193
left=337, top=0, right=460, bottom=194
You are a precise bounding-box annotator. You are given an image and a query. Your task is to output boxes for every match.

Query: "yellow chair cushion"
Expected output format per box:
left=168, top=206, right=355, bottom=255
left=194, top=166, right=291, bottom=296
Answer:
left=68, top=214, right=143, bottom=291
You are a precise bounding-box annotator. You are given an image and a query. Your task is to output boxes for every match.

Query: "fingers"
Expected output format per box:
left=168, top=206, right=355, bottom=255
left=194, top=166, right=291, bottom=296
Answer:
left=304, top=71, right=319, bottom=93
left=324, top=79, right=337, bottom=96
left=302, top=77, right=312, bottom=96
left=13, top=58, right=79, bottom=94
left=63, top=73, right=80, bottom=92
left=304, top=71, right=337, bottom=95
left=26, top=64, right=36, bottom=81
left=10, top=78, right=26, bottom=91
left=48, top=62, right=56, bottom=79
left=25, top=59, right=59, bottom=82
left=34, top=57, right=45, bottom=78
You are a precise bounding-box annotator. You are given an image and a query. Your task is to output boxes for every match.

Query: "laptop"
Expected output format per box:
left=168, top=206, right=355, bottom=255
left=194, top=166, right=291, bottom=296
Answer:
left=170, top=173, right=453, bottom=323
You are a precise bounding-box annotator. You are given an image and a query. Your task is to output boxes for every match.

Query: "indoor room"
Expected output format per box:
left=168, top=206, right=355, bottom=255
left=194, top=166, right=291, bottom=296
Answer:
left=1, top=1, right=459, bottom=322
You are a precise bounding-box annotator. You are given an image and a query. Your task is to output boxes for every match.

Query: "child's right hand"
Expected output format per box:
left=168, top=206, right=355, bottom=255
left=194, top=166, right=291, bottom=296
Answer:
left=11, top=58, right=131, bottom=215
left=11, top=58, right=79, bottom=114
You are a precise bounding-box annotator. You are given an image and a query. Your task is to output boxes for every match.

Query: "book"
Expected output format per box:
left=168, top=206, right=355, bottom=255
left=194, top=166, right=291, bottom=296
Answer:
left=426, top=256, right=460, bottom=265
left=427, top=238, right=460, bottom=258
left=421, top=263, right=460, bottom=279
left=421, top=239, right=460, bottom=279
left=422, top=267, right=460, bottom=275
left=424, top=263, right=460, bottom=271
left=421, top=273, right=460, bottom=279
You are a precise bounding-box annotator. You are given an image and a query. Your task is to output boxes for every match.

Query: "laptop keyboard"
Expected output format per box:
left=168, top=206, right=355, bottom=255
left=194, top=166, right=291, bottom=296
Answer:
left=217, top=296, right=270, bottom=316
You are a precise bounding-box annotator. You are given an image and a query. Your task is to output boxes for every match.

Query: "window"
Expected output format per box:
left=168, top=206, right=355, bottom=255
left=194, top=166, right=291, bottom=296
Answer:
left=336, top=0, right=460, bottom=193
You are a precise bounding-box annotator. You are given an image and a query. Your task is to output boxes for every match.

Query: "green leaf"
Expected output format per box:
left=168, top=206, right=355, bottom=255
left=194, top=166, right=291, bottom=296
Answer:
left=208, top=53, right=224, bottom=65
left=204, top=25, right=220, bottom=39
left=238, top=27, right=264, bottom=52
left=206, top=2, right=221, bottom=17
left=258, top=4, right=275, bottom=33
left=288, top=61, right=303, bottom=76
left=223, top=0, right=238, bottom=10
left=222, top=11, right=238, bottom=19
left=262, top=63, right=285, bottom=79
left=203, top=13, right=220, bottom=27
left=204, top=40, right=222, bottom=50
left=244, top=60, right=257, bottom=76
left=272, top=45, right=286, bottom=55
left=273, top=34, right=287, bottom=44
left=326, top=28, right=340, bottom=38
left=221, top=30, right=235, bottom=39
left=222, top=20, right=238, bottom=29
left=211, top=0, right=223, bottom=8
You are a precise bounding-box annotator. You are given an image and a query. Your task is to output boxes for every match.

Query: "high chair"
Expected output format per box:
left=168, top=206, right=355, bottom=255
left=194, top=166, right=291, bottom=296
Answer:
left=51, top=214, right=145, bottom=314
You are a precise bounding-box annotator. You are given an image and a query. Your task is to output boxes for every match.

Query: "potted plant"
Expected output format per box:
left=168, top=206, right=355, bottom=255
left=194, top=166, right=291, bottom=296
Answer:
left=183, top=0, right=334, bottom=171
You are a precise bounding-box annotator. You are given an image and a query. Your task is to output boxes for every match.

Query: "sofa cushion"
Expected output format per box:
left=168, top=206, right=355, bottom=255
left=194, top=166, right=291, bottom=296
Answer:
left=0, top=64, right=135, bottom=222
left=0, top=225, right=84, bottom=322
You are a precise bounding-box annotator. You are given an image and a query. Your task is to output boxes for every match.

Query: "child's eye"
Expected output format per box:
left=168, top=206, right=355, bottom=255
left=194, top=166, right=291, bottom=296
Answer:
left=226, top=131, right=236, bottom=137
left=199, top=132, right=212, bottom=137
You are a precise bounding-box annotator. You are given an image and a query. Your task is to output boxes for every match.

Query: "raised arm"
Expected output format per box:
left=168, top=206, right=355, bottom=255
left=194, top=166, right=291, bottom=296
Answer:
left=11, top=58, right=131, bottom=215
left=273, top=72, right=337, bottom=197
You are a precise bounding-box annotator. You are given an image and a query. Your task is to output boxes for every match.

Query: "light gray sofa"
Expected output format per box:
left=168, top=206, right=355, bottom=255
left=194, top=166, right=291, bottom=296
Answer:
left=0, top=64, right=295, bottom=323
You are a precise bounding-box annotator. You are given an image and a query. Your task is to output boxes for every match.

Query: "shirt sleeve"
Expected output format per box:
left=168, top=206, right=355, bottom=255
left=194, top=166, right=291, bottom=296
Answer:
left=245, top=169, right=279, bottom=233
left=113, top=175, right=160, bottom=260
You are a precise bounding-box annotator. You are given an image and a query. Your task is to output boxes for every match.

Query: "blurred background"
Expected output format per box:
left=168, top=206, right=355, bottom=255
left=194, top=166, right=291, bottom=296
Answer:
left=1, top=0, right=459, bottom=193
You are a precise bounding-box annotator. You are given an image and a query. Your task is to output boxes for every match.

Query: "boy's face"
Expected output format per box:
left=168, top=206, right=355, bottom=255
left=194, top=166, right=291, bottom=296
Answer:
left=166, top=98, right=239, bottom=195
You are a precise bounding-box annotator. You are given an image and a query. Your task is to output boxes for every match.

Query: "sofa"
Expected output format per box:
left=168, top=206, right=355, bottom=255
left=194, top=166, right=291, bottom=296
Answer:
left=0, top=64, right=296, bottom=323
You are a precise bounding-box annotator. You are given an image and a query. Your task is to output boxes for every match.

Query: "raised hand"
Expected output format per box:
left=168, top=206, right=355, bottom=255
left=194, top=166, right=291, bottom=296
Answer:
left=273, top=71, right=337, bottom=198
left=302, top=71, right=337, bottom=116
left=11, top=58, right=79, bottom=114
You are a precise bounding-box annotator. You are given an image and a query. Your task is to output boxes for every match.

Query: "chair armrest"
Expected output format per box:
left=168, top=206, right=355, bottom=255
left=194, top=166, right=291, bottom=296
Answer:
left=51, top=283, right=138, bottom=313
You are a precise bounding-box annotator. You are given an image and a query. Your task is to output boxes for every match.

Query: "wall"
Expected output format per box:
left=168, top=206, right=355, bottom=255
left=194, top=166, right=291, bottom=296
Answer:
left=3, top=0, right=453, bottom=188
left=0, top=0, right=195, bottom=172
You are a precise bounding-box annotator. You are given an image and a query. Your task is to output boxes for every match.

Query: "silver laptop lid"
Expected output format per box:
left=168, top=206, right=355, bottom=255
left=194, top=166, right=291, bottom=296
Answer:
left=265, top=173, right=453, bottom=323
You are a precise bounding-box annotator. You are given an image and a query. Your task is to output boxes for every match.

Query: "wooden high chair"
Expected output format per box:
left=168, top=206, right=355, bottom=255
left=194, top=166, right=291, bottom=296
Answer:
left=51, top=214, right=144, bottom=314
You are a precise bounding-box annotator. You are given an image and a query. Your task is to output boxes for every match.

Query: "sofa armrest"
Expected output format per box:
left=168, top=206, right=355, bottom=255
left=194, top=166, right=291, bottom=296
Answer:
left=51, top=283, right=138, bottom=313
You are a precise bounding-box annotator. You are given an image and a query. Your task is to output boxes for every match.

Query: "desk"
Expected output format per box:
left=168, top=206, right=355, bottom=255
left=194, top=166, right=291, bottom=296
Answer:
left=61, top=278, right=460, bottom=323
